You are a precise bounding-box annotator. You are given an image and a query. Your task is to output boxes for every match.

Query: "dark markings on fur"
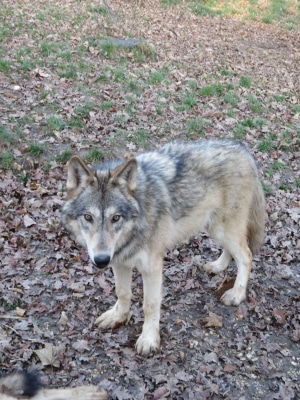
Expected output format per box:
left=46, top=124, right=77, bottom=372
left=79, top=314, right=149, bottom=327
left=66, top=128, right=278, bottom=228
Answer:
left=22, top=371, right=40, bottom=396
left=174, top=152, right=189, bottom=181
left=0, top=370, right=40, bottom=397
left=113, top=226, right=143, bottom=257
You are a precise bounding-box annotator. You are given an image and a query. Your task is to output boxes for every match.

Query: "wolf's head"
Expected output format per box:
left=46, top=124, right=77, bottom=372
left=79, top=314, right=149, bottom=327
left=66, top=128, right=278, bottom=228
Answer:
left=62, top=156, right=140, bottom=268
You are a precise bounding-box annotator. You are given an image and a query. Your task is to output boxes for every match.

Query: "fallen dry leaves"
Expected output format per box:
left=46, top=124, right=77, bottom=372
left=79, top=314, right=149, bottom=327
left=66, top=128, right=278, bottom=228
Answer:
left=0, top=0, right=299, bottom=399
left=203, top=312, right=223, bottom=328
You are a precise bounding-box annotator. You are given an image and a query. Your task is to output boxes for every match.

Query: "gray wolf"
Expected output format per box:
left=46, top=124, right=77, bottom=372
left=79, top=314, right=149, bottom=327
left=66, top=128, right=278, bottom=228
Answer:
left=62, top=140, right=265, bottom=356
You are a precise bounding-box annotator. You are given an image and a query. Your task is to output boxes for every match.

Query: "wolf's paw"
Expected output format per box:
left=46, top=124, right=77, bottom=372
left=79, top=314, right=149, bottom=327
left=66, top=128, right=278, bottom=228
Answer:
left=203, top=261, right=226, bottom=274
left=95, top=307, right=131, bottom=330
left=136, top=329, right=160, bottom=356
left=221, top=287, right=246, bottom=306
left=203, top=261, right=223, bottom=274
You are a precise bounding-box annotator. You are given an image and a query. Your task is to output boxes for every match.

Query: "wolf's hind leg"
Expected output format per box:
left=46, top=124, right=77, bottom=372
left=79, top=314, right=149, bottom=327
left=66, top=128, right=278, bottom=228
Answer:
left=203, top=250, right=231, bottom=274
left=95, top=265, right=132, bottom=329
left=220, top=239, right=252, bottom=306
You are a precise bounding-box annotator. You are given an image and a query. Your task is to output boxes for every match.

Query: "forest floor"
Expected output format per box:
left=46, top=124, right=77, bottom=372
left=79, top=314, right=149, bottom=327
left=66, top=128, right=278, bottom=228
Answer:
left=0, top=0, right=299, bottom=399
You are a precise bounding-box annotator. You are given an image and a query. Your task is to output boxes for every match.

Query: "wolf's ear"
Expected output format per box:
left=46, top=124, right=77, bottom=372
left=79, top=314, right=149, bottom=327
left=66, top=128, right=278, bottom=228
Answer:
left=66, top=156, right=95, bottom=198
left=111, top=158, right=137, bottom=194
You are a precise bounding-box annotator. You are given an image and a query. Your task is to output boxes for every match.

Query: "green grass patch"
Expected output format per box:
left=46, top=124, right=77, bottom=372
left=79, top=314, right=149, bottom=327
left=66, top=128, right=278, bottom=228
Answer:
left=129, top=129, right=150, bottom=148
left=178, top=92, right=197, bottom=110
left=85, top=147, right=104, bottom=164
left=187, top=0, right=299, bottom=29
left=19, top=58, right=36, bottom=71
left=264, top=160, right=287, bottom=178
left=262, top=0, right=290, bottom=24
left=156, top=97, right=168, bottom=114
left=273, top=160, right=286, bottom=170
left=59, top=50, right=72, bottom=60
left=114, top=113, right=128, bottom=125
left=233, top=123, right=246, bottom=139
left=278, top=130, right=295, bottom=151
left=87, top=4, right=108, bottom=16
left=40, top=42, right=58, bottom=56
left=187, top=117, right=209, bottom=137
left=227, top=109, right=235, bottom=118
left=190, top=1, right=222, bottom=17
left=223, top=92, right=239, bottom=107
left=225, top=83, right=235, bottom=91
left=0, top=58, right=12, bottom=73
left=97, top=73, right=111, bottom=83
left=262, top=181, right=273, bottom=195
left=0, top=298, right=22, bottom=311
left=127, top=79, right=143, bottom=96
left=0, top=7, right=14, bottom=17
left=59, top=63, right=77, bottom=79
left=124, top=103, right=134, bottom=117
left=39, top=89, right=52, bottom=101
left=240, top=76, right=252, bottom=88
left=72, top=13, right=86, bottom=25
left=100, top=40, right=117, bottom=58
left=160, top=0, right=181, bottom=5
left=241, top=118, right=256, bottom=128
left=29, top=142, right=45, bottom=156
left=68, top=116, right=85, bottom=129
left=0, top=25, right=12, bottom=42
left=257, top=135, right=276, bottom=152
left=16, top=46, right=32, bottom=59
left=239, top=118, right=266, bottom=129
left=148, top=71, right=165, bottom=85
left=74, top=101, right=95, bottom=118
left=265, top=168, right=274, bottom=178
left=245, top=94, right=263, bottom=114
left=278, top=183, right=292, bottom=191
left=132, top=43, right=156, bottom=62
left=253, top=118, right=267, bottom=127
left=199, top=83, right=224, bottom=97
left=37, top=12, right=46, bottom=21
left=0, top=152, right=14, bottom=169
left=46, top=116, right=66, bottom=134
left=113, top=68, right=126, bottom=83
left=54, top=149, right=73, bottom=163
left=0, top=123, right=16, bottom=144
left=11, top=115, right=35, bottom=131
left=101, top=100, right=115, bottom=110
left=188, top=79, right=197, bottom=90
left=221, top=69, right=235, bottom=76
left=293, top=104, right=300, bottom=113
left=273, top=94, right=286, bottom=102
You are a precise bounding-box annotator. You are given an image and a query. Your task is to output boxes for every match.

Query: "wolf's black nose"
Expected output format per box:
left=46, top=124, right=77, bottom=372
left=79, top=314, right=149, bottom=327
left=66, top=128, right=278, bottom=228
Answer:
left=94, top=255, right=111, bottom=268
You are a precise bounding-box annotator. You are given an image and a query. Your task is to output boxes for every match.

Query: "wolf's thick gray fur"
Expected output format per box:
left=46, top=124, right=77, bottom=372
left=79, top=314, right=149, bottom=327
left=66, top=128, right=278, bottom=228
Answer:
left=62, top=140, right=265, bottom=355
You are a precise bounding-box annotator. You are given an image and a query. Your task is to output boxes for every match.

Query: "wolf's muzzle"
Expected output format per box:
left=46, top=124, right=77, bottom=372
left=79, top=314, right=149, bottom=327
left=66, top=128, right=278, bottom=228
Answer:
left=93, top=254, right=111, bottom=269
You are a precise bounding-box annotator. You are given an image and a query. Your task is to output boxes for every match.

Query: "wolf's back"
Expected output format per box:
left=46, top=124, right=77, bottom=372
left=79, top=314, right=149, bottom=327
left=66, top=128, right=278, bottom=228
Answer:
left=160, top=139, right=266, bottom=255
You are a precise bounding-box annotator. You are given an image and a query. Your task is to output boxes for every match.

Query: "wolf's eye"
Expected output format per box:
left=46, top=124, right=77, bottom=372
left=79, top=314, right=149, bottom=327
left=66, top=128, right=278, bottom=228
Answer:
left=111, top=214, right=121, bottom=223
left=84, top=214, right=93, bottom=222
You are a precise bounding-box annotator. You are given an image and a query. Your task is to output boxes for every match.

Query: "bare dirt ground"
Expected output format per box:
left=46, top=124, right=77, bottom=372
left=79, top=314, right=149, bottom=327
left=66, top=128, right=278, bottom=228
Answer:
left=0, top=0, right=299, bottom=399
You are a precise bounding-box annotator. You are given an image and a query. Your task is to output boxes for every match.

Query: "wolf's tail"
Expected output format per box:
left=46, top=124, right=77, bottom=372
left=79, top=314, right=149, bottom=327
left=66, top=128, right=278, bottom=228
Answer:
left=247, top=178, right=266, bottom=255
left=0, top=370, right=40, bottom=397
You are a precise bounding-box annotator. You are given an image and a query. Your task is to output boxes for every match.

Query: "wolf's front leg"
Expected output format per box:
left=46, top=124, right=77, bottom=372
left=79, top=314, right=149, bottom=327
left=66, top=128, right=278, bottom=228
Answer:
left=95, top=265, right=132, bottom=329
left=136, top=260, right=163, bottom=356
